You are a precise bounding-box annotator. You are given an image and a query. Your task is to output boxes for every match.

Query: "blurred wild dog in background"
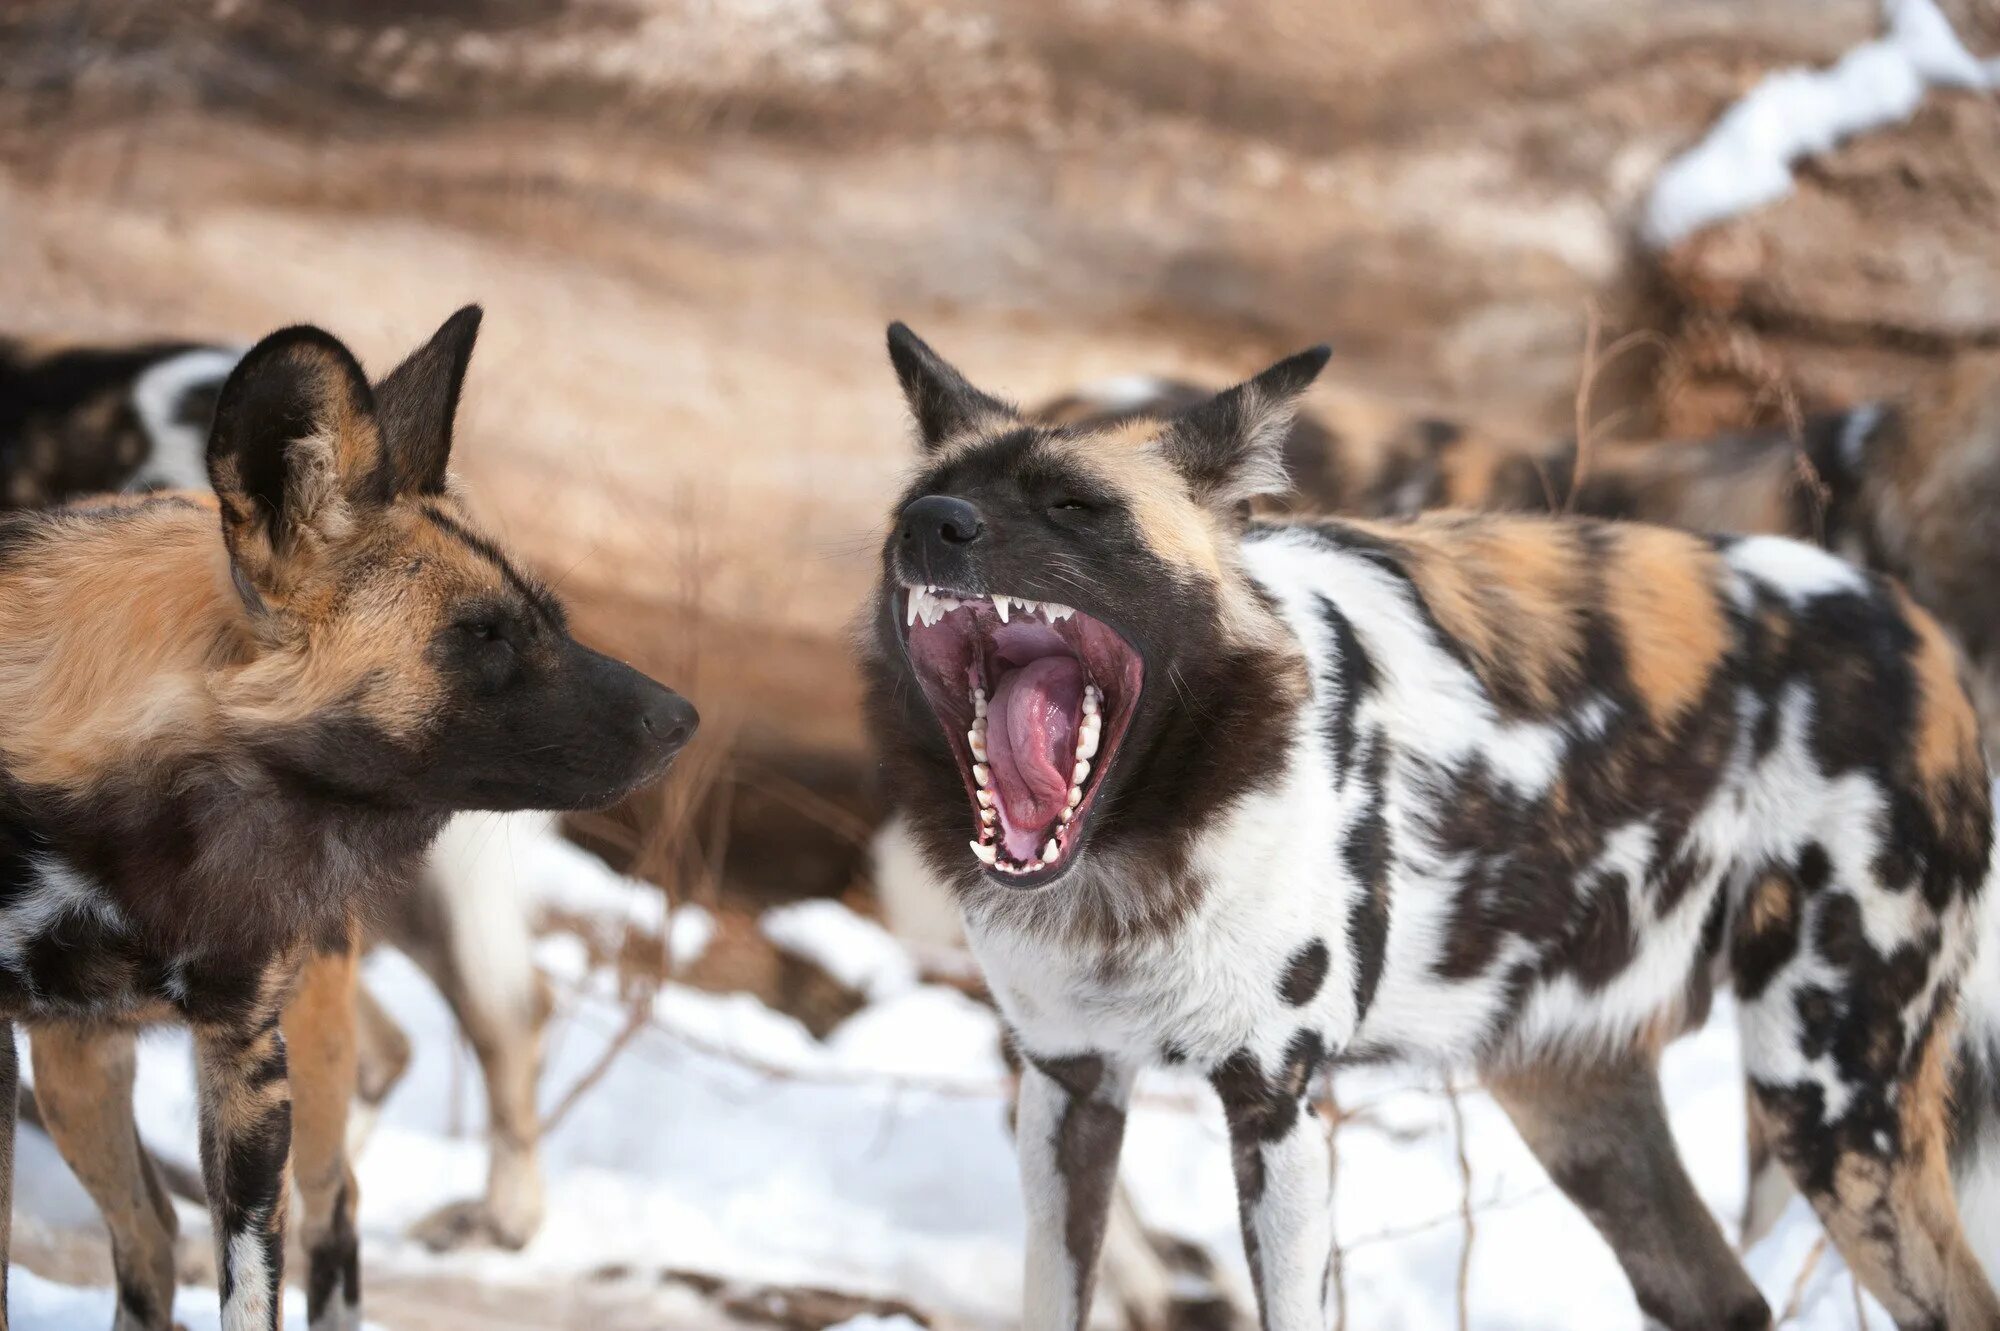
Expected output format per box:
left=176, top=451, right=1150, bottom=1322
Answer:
left=865, top=327, right=2000, bottom=1331
left=0, top=330, right=560, bottom=1255
left=0, top=309, right=695, bottom=1331
left=1039, top=359, right=2000, bottom=753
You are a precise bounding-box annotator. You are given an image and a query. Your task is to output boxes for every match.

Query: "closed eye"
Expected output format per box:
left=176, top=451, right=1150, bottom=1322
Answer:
left=1049, top=498, right=1094, bottom=513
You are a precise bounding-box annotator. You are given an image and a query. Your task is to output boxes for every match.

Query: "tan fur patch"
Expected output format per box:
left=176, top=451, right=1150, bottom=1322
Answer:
left=0, top=500, right=248, bottom=789
left=1602, top=526, right=1729, bottom=729
left=284, top=940, right=360, bottom=1235
left=1899, top=588, right=1982, bottom=792
left=1341, top=515, right=1590, bottom=715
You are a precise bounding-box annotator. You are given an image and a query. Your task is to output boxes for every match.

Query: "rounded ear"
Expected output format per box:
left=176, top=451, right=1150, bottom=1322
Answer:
left=885, top=322, right=1017, bottom=450
left=369, top=304, right=482, bottom=500
left=205, top=324, right=379, bottom=595
left=1164, top=344, right=1331, bottom=511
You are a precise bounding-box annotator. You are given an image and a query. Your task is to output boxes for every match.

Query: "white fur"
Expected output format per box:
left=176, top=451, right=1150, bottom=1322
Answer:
left=1839, top=403, right=1888, bottom=468
left=428, top=813, right=544, bottom=1034
left=1066, top=375, right=1180, bottom=417
left=127, top=348, right=241, bottom=492
left=1725, top=534, right=1869, bottom=604
left=220, top=1228, right=274, bottom=1331
left=0, top=857, right=127, bottom=974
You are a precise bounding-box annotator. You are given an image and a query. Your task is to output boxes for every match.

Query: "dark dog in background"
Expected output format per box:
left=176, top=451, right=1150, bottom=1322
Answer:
left=0, top=331, right=560, bottom=1256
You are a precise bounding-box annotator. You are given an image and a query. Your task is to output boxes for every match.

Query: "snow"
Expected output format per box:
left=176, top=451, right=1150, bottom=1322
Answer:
left=1642, top=0, right=1997, bottom=248
left=761, top=899, right=920, bottom=1001
left=9, top=815, right=1906, bottom=1328
left=7, top=1265, right=378, bottom=1331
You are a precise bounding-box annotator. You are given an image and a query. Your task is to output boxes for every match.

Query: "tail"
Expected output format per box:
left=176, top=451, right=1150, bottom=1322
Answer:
left=869, top=811, right=965, bottom=950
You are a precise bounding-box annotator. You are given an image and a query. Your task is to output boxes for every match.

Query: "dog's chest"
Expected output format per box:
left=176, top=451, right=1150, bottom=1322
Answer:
left=965, top=820, right=1360, bottom=1070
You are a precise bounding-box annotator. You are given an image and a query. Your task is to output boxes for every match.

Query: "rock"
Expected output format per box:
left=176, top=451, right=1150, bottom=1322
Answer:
left=1650, top=91, right=2000, bottom=433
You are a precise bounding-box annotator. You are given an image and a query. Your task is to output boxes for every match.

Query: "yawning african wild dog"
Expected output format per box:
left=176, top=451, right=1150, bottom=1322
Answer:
left=1, top=327, right=564, bottom=1262
left=0, top=309, right=697, bottom=1331
left=863, top=326, right=2000, bottom=1331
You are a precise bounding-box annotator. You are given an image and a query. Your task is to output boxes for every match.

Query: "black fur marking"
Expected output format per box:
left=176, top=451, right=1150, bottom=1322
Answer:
left=422, top=505, right=566, bottom=631
left=1316, top=595, right=1376, bottom=777
left=1025, top=1053, right=1126, bottom=1318
left=1278, top=940, right=1331, bottom=1008
left=306, top=1179, right=360, bottom=1324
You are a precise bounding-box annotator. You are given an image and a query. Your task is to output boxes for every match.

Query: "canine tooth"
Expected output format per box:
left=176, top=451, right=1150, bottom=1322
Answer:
left=1042, top=838, right=1059, bottom=861
left=977, top=788, right=993, bottom=808
left=970, top=840, right=997, bottom=865
left=1072, top=759, right=1090, bottom=785
left=968, top=729, right=987, bottom=758
left=907, top=590, right=921, bottom=626
left=992, top=594, right=1011, bottom=622
left=974, top=763, right=991, bottom=787
left=1066, top=785, right=1082, bottom=809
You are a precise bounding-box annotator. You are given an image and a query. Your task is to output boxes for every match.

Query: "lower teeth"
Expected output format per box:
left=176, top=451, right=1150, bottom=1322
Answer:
left=966, top=680, right=1105, bottom=872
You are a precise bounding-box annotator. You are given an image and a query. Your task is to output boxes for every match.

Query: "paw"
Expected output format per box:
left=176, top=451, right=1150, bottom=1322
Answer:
left=407, top=1199, right=535, bottom=1252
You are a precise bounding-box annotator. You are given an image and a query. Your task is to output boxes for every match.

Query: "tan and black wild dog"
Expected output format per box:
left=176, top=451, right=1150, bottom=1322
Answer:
left=865, top=326, right=2000, bottom=1331
left=0, top=308, right=697, bottom=1331
left=1, top=328, right=560, bottom=1259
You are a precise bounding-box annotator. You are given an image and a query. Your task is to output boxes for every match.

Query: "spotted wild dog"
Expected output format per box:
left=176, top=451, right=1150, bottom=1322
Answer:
left=863, top=325, right=2000, bottom=1331
left=0, top=307, right=697, bottom=1331
left=0, top=328, right=568, bottom=1261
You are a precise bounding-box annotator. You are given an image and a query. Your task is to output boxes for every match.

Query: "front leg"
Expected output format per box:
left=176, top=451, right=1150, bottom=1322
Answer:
left=194, top=1013, right=293, bottom=1331
left=1016, top=1048, right=1135, bottom=1331
left=283, top=942, right=362, bottom=1331
left=1211, top=1044, right=1334, bottom=1331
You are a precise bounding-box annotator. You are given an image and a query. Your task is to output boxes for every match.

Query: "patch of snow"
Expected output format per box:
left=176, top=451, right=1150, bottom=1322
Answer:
left=824, top=1316, right=927, bottom=1331
left=8, top=1264, right=385, bottom=1330
left=1643, top=0, right=1996, bottom=248
left=760, top=898, right=918, bottom=1000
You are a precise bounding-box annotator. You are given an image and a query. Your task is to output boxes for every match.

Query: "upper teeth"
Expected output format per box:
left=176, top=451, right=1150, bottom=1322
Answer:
left=905, top=587, right=1079, bottom=628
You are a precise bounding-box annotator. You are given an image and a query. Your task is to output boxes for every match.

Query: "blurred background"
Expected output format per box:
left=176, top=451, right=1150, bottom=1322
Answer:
left=2, top=2, right=1997, bottom=1328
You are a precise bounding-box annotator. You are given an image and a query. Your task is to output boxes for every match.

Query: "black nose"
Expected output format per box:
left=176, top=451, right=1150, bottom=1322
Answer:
left=640, top=689, right=699, bottom=755
left=900, top=494, right=984, bottom=564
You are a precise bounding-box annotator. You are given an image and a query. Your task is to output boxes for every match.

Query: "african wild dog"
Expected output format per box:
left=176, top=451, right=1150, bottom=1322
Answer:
left=863, top=325, right=2000, bottom=1331
left=0, top=330, right=564, bottom=1261
left=0, top=308, right=697, bottom=1331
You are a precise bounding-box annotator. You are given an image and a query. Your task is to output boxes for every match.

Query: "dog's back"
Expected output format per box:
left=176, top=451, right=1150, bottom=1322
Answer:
left=0, top=336, right=240, bottom=507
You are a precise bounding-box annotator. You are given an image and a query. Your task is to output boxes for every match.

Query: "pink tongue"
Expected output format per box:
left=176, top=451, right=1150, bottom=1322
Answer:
left=986, top=656, right=1083, bottom=861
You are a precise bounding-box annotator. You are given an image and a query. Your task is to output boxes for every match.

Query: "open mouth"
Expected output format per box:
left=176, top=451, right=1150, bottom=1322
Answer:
left=899, top=584, right=1144, bottom=886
